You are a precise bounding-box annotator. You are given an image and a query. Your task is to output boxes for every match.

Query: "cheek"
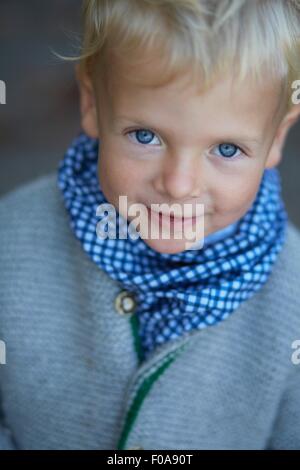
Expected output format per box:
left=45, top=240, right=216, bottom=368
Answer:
left=97, top=150, right=143, bottom=202
left=212, top=170, right=263, bottom=216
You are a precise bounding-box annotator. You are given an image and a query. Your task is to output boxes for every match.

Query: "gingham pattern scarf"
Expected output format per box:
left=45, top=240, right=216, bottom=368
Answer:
left=58, top=132, right=288, bottom=361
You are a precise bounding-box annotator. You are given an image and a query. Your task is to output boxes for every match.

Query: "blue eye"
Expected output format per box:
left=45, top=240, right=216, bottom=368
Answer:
left=215, top=143, right=242, bottom=159
left=127, top=129, right=161, bottom=146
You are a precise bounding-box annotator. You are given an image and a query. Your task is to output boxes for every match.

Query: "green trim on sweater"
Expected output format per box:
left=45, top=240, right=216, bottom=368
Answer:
left=117, top=345, right=187, bottom=450
left=130, top=314, right=144, bottom=365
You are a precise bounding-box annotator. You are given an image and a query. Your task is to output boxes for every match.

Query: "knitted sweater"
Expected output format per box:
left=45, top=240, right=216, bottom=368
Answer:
left=0, top=172, right=300, bottom=450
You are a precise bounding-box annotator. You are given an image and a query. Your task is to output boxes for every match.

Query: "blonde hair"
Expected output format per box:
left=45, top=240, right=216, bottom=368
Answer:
left=71, top=0, right=300, bottom=113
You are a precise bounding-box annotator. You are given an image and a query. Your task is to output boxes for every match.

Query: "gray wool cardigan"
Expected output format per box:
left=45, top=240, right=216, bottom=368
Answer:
left=0, top=172, right=300, bottom=450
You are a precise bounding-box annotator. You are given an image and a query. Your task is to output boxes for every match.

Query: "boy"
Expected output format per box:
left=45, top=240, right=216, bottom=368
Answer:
left=1, top=0, right=300, bottom=450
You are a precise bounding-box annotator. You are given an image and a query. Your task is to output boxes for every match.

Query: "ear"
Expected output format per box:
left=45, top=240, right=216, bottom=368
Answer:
left=75, top=64, right=98, bottom=138
left=265, top=104, right=300, bottom=169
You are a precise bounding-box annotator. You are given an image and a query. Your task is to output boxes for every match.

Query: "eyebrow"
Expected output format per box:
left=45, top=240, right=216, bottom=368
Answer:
left=113, top=116, right=262, bottom=148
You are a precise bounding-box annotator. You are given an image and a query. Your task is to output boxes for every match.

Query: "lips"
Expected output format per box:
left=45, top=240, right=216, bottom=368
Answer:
left=158, top=212, right=196, bottom=221
left=148, top=207, right=202, bottom=220
left=158, top=211, right=182, bottom=219
left=147, top=207, right=201, bottom=232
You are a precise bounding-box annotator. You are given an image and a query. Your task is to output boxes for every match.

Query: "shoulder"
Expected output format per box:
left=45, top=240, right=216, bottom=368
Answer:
left=284, top=220, right=300, bottom=253
left=0, top=171, right=117, bottom=287
left=0, top=172, right=66, bottom=228
left=273, top=220, right=300, bottom=292
left=0, top=172, right=76, bottom=252
left=0, top=172, right=119, bottom=328
left=256, top=219, right=300, bottom=332
left=0, top=172, right=82, bottom=290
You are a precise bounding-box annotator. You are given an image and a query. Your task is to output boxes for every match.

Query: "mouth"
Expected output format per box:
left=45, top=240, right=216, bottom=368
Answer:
left=147, top=206, right=202, bottom=230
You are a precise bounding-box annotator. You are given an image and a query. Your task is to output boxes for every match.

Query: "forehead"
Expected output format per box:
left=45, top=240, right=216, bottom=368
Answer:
left=98, top=53, right=283, bottom=138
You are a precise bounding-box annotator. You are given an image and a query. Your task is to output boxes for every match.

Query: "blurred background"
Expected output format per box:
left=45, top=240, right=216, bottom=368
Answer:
left=0, top=0, right=299, bottom=228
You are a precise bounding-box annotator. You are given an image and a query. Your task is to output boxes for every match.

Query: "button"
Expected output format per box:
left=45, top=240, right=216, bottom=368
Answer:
left=115, top=290, right=137, bottom=315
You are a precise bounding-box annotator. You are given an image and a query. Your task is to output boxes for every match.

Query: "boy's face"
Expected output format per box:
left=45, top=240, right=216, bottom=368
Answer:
left=79, top=55, right=299, bottom=254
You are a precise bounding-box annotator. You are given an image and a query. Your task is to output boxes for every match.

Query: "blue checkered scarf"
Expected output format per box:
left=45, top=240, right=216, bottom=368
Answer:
left=58, top=132, right=288, bottom=361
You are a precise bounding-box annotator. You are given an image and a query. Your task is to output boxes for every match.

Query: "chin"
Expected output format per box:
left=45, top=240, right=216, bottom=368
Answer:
left=142, top=235, right=205, bottom=254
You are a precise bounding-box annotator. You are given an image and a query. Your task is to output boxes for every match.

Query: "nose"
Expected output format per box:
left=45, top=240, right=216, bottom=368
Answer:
left=153, top=151, right=204, bottom=200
